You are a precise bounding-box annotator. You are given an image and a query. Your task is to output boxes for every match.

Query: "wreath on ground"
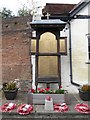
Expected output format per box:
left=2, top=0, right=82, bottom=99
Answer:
left=0, top=103, right=17, bottom=112
left=75, top=103, right=90, bottom=114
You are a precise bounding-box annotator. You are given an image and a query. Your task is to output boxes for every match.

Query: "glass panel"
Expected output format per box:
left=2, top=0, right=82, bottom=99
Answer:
left=39, top=32, right=57, bottom=53
left=38, top=56, right=58, bottom=77
left=31, top=39, right=36, bottom=53
left=60, top=39, right=66, bottom=53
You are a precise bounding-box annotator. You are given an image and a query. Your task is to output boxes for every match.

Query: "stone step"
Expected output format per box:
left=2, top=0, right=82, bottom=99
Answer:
left=1, top=113, right=90, bottom=120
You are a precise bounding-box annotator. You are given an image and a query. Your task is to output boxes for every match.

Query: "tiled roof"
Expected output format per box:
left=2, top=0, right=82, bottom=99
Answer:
left=42, top=3, right=76, bottom=15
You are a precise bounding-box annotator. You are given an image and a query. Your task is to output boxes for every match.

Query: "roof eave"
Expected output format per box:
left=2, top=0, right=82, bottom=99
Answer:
left=30, top=20, right=66, bottom=31
left=69, top=1, right=90, bottom=18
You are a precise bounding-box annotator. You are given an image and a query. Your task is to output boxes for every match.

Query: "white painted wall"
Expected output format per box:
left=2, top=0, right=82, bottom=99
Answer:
left=70, top=3, right=89, bottom=85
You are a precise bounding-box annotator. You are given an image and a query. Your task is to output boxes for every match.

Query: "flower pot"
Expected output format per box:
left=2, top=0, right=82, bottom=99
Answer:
left=3, top=88, right=18, bottom=100
left=27, top=92, right=70, bottom=105
left=79, top=89, right=90, bottom=101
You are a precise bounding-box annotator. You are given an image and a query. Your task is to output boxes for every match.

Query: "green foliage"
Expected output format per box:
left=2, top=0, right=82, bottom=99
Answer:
left=54, top=89, right=65, bottom=94
left=44, top=90, right=53, bottom=94
left=3, top=81, right=17, bottom=91
left=0, top=7, right=13, bottom=18
left=17, top=7, right=31, bottom=16
left=81, top=84, right=90, bottom=91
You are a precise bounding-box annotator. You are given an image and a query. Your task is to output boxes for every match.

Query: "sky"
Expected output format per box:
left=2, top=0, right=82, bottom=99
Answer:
left=0, top=0, right=81, bottom=15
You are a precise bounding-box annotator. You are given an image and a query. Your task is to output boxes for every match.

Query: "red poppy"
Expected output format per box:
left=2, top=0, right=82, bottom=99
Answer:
left=30, top=88, right=35, bottom=93
left=37, top=88, right=41, bottom=91
left=45, top=88, right=50, bottom=91
left=46, top=96, right=51, bottom=101
left=59, top=86, right=62, bottom=89
left=39, top=89, right=45, bottom=93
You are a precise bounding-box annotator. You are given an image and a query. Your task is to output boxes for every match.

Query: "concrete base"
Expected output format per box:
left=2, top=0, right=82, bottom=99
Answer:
left=27, top=92, right=67, bottom=104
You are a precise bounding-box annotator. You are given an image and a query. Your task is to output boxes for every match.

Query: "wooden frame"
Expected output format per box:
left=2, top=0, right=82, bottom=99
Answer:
left=30, top=20, right=66, bottom=91
left=31, top=34, right=67, bottom=90
left=34, top=30, right=61, bottom=90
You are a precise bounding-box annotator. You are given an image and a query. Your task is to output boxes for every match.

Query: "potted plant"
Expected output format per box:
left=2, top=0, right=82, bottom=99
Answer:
left=27, top=86, right=70, bottom=104
left=2, top=81, right=18, bottom=100
left=78, top=84, right=90, bottom=101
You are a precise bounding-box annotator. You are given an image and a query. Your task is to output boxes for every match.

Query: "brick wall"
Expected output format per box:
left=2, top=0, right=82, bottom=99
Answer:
left=2, top=16, right=32, bottom=87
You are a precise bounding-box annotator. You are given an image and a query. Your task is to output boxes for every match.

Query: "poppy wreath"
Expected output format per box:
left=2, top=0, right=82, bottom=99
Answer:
left=17, top=104, right=33, bottom=115
left=0, top=103, right=17, bottom=112
left=54, top=103, right=69, bottom=112
left=75, top=103, right=90, bottom=114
